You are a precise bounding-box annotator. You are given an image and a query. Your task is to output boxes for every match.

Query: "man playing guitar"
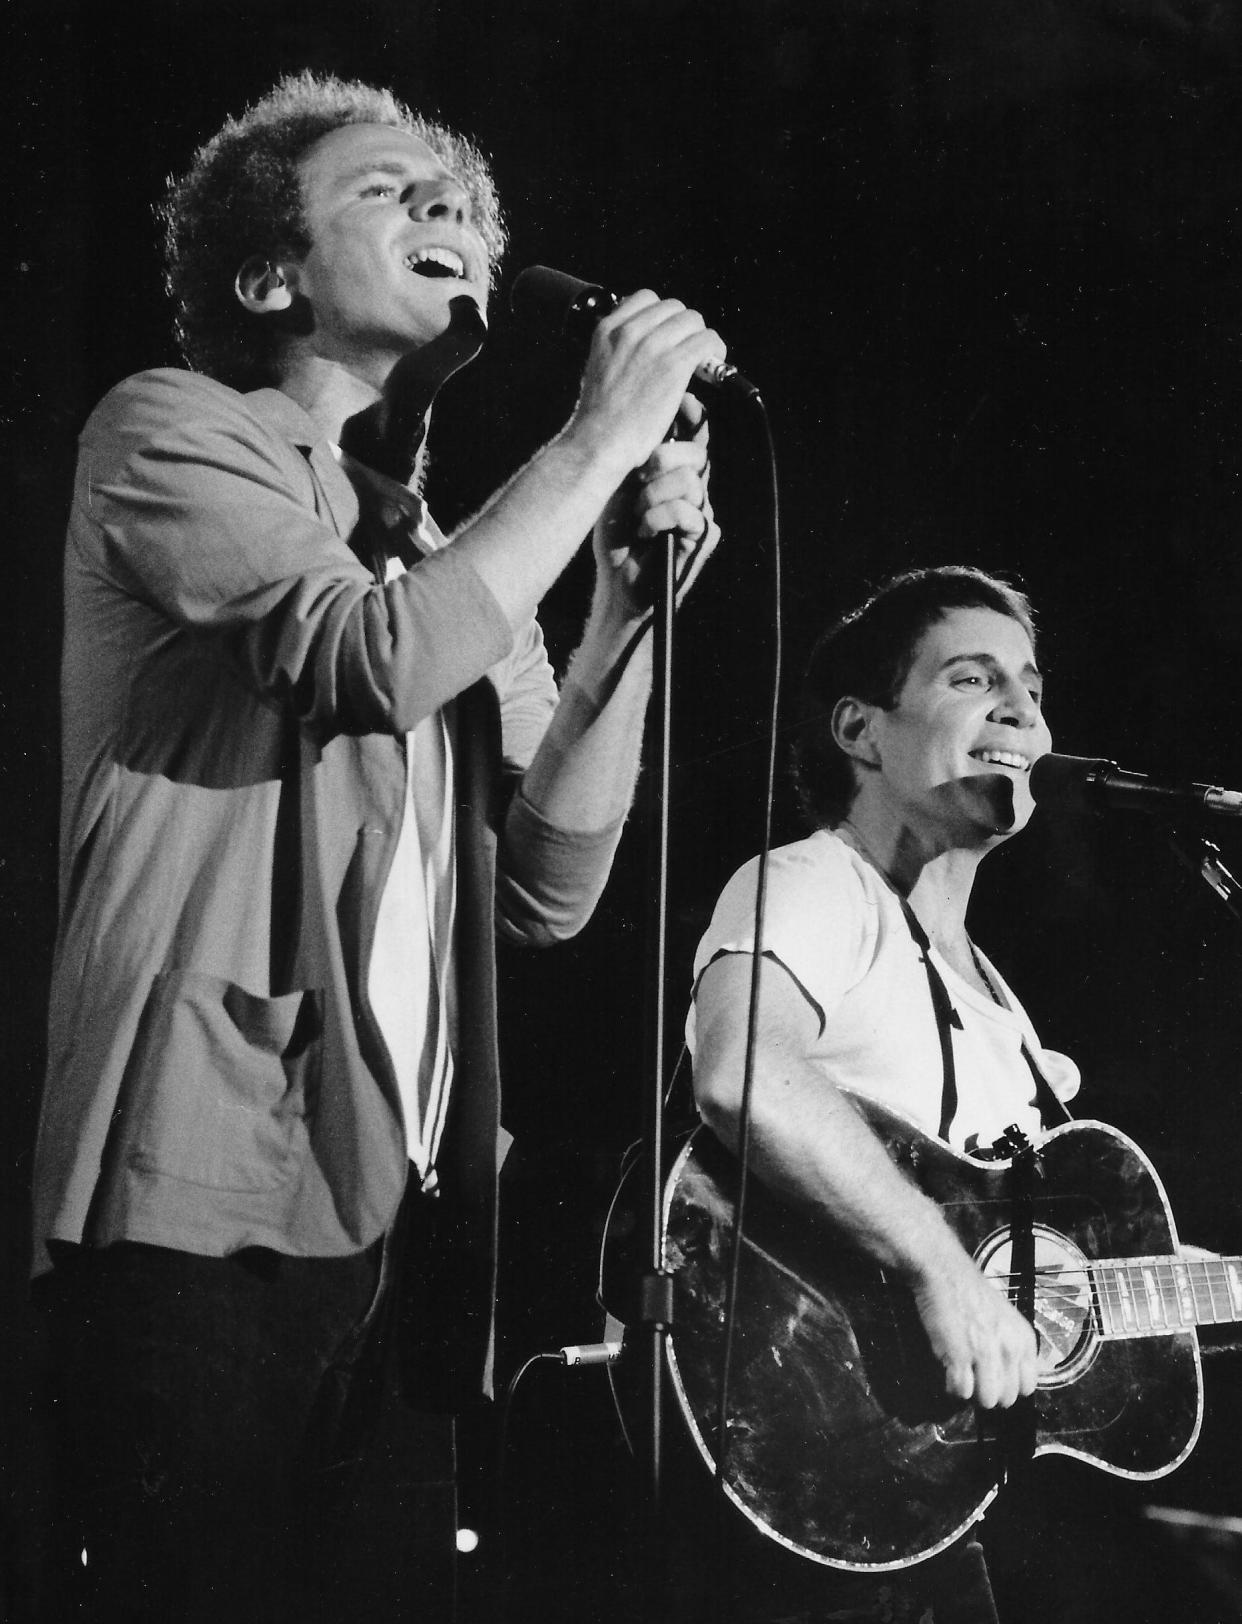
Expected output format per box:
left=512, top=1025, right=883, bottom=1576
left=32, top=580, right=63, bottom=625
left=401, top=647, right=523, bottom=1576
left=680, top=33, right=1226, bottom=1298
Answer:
left=686, top=565, right=1077, bottom=1622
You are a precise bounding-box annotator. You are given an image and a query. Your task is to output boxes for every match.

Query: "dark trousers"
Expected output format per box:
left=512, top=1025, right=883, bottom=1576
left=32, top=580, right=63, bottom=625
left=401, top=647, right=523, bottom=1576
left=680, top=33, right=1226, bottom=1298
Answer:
left=34, top=1227, right=458, bottom=1624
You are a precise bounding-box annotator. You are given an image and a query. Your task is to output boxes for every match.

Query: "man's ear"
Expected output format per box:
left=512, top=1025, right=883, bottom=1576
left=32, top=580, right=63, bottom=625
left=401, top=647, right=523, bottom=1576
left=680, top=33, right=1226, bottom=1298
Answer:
left=831, top=696, right=881, bottom=767
left=233, top=256, right=297, bottom=314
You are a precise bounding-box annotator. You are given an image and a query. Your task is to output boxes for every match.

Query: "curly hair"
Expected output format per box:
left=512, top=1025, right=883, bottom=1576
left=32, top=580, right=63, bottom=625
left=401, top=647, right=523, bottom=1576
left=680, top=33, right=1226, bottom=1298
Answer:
left=162, top=71, right=507, bottom=389
left=791, top=565, right=1038, bottom=830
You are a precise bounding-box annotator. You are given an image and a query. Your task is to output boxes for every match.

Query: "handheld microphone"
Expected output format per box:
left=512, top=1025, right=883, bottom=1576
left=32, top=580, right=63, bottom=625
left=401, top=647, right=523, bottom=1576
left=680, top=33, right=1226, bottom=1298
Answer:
left=1029, top=753, right=1242, bottom=819
left=509, top=264, right=759, bottom=401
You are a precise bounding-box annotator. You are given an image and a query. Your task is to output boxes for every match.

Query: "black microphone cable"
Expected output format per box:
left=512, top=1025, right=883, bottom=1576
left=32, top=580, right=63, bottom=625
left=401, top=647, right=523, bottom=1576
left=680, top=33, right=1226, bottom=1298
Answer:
left=708, top=388, right=783, bottom=1600
left=508, top=266, right=784, bottom=1608
left=491, top=1334, right=627, bottom=1622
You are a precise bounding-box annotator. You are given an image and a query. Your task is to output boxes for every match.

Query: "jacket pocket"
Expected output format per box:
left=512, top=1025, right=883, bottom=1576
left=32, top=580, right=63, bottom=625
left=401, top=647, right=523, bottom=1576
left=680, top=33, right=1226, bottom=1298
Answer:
left=120, top=968, right=322, bottom=1192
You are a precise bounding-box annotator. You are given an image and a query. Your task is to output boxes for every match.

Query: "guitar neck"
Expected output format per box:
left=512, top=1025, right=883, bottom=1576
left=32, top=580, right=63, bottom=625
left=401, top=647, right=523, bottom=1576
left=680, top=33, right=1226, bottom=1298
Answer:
left=1090, top=1253, right=1242, bottom=1339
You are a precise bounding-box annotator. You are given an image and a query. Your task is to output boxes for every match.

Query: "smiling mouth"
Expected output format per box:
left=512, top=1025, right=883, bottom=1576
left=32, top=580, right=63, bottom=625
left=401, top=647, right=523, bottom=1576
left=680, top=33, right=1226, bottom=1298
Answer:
left=405, top=247, right=469, bottom=280
left=970, top=749, right=1031, bottom=772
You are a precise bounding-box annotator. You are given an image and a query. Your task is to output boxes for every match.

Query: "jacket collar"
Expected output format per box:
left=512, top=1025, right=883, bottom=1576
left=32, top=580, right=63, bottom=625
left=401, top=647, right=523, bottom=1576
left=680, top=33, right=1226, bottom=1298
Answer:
left=244, top=385, right=326, bottom=450
left=244, top=384, right=432, bottom=548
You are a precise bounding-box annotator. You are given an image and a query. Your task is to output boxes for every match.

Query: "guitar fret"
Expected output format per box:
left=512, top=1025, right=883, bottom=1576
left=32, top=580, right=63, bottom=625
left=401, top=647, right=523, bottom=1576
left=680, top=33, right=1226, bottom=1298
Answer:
left=1108, top=1266, right=1128, bottom=1331
left=1146, top=1261, right=1170, bottom=1329
left=1228, top=1261, right=1242, bottom=1317
left=1116, top=1268, right=1138, bottom=1333
left=1161, top=1260, right=1195, bottom=1327
left=1140, top=1266, right=1166, bottom=1330
left=1206, top=1260, right=1233, bottom=1323
left=1189, top=1260, right=1216, bottom=1323
left=1153, top=1260, right=1181, bottom=1328
left=1178, top=1262, right=1198, bottom=1325
left=1093, top=1264, right=1121, bottom=1336
left=1086, top=1265, right=1106, bottom=1333
left=1090, top=1267, right=1110, bottom=1334
left=1139, top=1268, right=1157, bottom=1328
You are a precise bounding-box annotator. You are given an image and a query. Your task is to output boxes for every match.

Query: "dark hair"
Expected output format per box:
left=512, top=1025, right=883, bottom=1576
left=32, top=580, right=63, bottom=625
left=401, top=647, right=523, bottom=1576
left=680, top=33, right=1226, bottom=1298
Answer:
left=791, top=565, right=1038, bottom=829
left=161, top=71, right=507, bottom=389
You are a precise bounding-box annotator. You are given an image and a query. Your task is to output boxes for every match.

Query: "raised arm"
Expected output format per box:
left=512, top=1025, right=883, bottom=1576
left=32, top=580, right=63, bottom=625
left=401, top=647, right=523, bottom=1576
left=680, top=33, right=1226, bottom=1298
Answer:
left=447, top=288, right=722, bottom=633
left=518, top=400, right=714, bottom=841
left=692, top=950, right=1038, bottom=1410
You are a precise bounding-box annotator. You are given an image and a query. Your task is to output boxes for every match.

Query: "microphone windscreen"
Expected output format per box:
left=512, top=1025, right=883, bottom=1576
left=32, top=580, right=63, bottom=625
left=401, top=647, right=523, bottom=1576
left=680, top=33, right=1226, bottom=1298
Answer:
left=1028, top=753, right=1111, bottom=809
left=509, top=264, right=593, bottom=320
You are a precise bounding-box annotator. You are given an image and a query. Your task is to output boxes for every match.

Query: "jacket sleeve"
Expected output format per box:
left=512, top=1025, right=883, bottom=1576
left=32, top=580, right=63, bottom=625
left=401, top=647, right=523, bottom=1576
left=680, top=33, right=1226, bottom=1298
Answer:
left=488, top=620, right=627, bottom=946
left=76, top=370, right=514, bottom=740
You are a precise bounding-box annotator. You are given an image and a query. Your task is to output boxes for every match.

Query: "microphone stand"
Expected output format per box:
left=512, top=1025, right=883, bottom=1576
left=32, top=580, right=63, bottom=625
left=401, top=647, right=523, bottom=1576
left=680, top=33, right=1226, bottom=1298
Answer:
left=1163, top=828, right=1242, bottom=1365
left=1166, top=827, right=1242, bottom=925
left=636, top=535, right=678, bottom=1620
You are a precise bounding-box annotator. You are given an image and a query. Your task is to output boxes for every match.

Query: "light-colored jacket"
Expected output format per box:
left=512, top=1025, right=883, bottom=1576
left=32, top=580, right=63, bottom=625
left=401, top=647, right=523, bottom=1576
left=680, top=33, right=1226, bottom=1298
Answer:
left=34, top=369, right=621, bottom=1398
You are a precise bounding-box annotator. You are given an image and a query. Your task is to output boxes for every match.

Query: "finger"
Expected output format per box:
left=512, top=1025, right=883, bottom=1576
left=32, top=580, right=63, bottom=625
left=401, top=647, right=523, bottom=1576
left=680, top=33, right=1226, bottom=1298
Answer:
left=673, top=325, right=728, bottom=379
left=636, top=497, right=710, bottom=543
left=971, top=1359, right=998, bottom=1410
left=602, top=287, right=663, bottom=324
left=673, top=533, right=711, bottom=597
left=601, top=298, right=724, bottom=377
left=997, top=1328, right=1036, bottom=1407
left=638, top=466, right=707, bottom=512
left=979, top=1358, right=1024, bottom=1410
left=997, top=1365, right=1021, bottom=1411
left=1018, top=1343, right=1039, bottom=1397
left=677, top=393, right=707, bottom=433
left=942, top=1360, right=975, bottom=1403
left=673, top=520, right=719, bottom=576
left=605, top=300, right=724, bottom=383
left=598, top=293, right=702, bottom=353
left=637, top=439, right=709, bottom=482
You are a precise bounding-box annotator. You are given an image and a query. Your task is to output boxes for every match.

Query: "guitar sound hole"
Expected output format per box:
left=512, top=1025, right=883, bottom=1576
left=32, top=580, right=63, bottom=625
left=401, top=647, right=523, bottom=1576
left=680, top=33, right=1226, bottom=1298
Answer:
left=975, top=1224, right=1099, bottom=1387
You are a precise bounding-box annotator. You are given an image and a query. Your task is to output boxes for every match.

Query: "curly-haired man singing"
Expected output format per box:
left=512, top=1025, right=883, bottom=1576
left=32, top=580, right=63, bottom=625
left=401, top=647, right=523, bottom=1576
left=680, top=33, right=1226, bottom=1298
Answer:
left=33, top=71, right=724, bottom=1622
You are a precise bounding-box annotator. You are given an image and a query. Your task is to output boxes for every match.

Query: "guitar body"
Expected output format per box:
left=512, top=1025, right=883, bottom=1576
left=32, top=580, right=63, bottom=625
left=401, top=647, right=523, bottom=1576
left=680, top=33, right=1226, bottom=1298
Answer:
left=660, top=1097, right=1203, bottom=1570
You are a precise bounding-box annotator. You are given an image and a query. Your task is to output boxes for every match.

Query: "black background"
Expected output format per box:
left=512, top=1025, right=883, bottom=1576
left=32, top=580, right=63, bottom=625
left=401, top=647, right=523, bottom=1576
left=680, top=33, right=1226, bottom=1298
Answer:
left=7, top=2, right=1242, bottom=1618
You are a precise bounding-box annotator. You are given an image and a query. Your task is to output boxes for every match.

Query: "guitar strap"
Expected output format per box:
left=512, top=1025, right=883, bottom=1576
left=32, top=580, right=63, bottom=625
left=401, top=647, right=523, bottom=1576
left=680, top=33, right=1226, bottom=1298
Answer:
left=898, top=903, right=1071, bottom=1474
left=897, top=899, right=964, bottom=1141
left=898, top=899, right=1070, bottom=1141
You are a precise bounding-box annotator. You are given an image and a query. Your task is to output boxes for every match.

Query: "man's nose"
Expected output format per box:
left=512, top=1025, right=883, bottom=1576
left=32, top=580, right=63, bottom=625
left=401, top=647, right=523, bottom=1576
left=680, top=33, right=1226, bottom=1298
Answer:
left=993, top=681, right=1041, bottom=727
left=406, top=176, right=469, bottom=225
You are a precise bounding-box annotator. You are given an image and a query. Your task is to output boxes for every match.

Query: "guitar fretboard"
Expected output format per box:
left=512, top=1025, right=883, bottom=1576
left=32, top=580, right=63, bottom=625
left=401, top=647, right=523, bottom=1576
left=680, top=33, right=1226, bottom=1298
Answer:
left=1086, top=1255, right=1242, bottom=1338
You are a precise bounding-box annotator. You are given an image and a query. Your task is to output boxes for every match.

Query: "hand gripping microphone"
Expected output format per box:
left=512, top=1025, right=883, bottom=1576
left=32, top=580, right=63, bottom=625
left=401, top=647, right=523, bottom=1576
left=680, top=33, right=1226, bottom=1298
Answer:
left=509, top=264, right=759, bottom=401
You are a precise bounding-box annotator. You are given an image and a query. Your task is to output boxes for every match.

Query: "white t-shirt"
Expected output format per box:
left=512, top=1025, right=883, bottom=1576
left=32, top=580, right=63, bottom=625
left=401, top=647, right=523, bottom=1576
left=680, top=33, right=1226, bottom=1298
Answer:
left=687, top=829, right=1079, bottom=1154
left=338, top=452, right=456, bottom=1188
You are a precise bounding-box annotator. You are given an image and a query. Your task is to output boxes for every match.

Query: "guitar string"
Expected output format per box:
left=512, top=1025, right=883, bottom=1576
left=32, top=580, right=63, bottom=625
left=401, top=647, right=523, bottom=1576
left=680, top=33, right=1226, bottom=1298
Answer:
left=988, top=1257, right=1240, bottom=1329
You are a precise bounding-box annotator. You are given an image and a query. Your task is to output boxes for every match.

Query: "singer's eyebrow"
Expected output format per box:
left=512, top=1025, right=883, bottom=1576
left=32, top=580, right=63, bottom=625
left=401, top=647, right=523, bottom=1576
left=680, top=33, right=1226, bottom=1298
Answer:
left=942, top=652, right=1043, bottom=688
left=338, top=158, right=457, bottom=189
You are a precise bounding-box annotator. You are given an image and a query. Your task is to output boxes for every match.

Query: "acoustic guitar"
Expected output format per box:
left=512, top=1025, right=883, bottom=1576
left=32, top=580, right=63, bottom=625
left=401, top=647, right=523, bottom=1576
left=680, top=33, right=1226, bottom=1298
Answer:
left=633, top=1094, right=1239, bottom=1571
